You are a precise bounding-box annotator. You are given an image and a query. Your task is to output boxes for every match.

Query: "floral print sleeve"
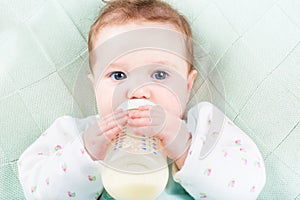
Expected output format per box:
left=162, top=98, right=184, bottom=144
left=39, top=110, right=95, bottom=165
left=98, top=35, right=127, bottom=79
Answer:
left=18, top=116, right=103, bottom=200
left=173, top=102, right=266, bottom=200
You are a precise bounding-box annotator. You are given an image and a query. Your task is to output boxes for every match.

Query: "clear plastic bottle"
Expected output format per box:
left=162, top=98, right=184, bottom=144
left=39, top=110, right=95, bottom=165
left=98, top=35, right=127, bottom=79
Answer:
left=101, top=99, right=169, bottom=200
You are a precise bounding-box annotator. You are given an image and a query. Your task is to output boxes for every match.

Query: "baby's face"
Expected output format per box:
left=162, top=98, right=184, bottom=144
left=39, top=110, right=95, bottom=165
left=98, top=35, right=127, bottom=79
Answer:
left=90, top=22, right=197, bottom=118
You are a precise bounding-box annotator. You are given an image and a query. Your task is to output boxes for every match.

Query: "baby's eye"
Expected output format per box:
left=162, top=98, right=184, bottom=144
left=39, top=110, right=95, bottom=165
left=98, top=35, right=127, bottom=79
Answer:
left=151, top=71, right=169, bottom=80
left=109, top=71, right=127, bottom=81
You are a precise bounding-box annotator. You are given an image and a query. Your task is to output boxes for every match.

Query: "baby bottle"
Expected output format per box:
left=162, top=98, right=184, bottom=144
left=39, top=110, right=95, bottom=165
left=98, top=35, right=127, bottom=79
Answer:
left=101, top=99, right=169, bottom=200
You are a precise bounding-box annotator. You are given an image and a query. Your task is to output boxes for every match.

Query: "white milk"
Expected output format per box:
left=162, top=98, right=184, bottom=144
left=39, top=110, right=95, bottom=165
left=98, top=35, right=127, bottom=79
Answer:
left=101, top=155, right=169, bottom=200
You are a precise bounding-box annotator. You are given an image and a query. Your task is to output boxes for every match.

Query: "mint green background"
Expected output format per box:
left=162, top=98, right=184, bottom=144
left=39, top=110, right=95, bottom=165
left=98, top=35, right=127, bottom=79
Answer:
left=0, top=0, right=299, bottom=199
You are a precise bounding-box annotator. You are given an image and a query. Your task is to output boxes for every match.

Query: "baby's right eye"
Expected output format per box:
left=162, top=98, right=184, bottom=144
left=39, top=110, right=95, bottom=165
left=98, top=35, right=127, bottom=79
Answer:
left=109, top=71, right=127, bottom=81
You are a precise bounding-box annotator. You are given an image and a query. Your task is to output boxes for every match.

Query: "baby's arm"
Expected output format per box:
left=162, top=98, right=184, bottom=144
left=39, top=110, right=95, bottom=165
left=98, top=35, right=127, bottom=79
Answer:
left=18, top=116, right=103, bottom=200
left=173, top=102, right=266, bottom=200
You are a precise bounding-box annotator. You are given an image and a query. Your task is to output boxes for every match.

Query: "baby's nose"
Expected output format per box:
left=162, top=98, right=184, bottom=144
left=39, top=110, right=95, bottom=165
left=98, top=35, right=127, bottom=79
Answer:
left=128, top=85, right=151, bottom=99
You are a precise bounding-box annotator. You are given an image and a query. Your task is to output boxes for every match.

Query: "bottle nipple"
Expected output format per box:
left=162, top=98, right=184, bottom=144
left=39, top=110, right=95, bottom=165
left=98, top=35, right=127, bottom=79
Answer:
left=117, top=99, right=155, bottom=111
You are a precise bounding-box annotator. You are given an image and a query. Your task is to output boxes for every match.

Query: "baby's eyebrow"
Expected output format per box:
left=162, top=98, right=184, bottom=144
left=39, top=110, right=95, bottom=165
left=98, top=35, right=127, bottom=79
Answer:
left=150, top=60, right=177, bottom=68
left=107, top=62, right=127, bottom=68
left=107, top=60, right=177, bottom=68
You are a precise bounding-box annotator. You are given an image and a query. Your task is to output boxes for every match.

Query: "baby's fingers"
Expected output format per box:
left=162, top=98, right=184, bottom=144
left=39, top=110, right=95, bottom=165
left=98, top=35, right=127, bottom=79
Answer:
left=128, top=109, right=151, bottom=119
left=101, top=109, right=125, bottom=121
left=128, top=108, right=165, bottom=126
left=98, top=111, right=128, bottom=132
left=128, top=117, right=152, bottom=126
left=83, top=125, right=122, bottom=160
left=103, top=126, right=122, bottom=141
left=131, top=125, right=163, bottom=137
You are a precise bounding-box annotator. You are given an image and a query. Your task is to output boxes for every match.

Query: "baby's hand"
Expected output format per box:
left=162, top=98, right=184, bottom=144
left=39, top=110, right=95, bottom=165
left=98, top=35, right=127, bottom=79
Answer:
left=127, top=105, right=166, bottom=136
left=128, top=105, right=191, bottom=162
left=83, top=109, right=128, bottom=160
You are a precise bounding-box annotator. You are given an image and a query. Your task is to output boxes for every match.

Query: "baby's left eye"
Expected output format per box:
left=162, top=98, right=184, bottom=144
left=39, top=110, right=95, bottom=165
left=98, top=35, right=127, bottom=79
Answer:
left=151, top=71, right=169, bottom=80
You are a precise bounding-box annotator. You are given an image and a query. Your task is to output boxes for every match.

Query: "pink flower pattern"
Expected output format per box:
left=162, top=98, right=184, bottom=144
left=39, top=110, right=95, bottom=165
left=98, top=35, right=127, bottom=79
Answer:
left=88, top=175, right=96, bottom=181
left=68, top=191, right=76, bottom=197
left=228, top=180, right=235, bottom=187
left=62, top=163, right=67, bottom=172
left=250, top=186, right=256, bottom=192
left=45, top=177, right=50, bottom=186
left=203, top=168, right=212, bottom=176
left=31, top=186, right=37, bottom=193
left=200, top=192, right=207, bottom=198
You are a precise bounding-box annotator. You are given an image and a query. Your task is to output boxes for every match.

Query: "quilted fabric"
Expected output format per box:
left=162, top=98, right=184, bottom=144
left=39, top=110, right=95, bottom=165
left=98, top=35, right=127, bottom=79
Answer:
left=0, top=0, right=299, bottom=199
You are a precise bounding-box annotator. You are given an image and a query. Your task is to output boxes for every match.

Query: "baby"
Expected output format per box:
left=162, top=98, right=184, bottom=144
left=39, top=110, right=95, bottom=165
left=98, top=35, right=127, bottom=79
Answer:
left=18, top=0, right=266, bottom=199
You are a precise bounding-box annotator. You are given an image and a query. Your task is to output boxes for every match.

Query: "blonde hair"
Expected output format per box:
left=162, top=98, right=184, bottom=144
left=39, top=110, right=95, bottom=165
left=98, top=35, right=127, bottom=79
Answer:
left=88, top=0, right=193, bottom=70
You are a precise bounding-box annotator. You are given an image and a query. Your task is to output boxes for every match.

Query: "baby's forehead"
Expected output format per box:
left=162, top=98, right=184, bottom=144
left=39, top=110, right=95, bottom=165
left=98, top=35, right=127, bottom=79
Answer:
left=98, top=49, right=189, bottom=76
left=94, top=22, right=183, bottom=46
left=110, top=49, right=183, bottom=65
left=90, top=26, right=191, bottom=74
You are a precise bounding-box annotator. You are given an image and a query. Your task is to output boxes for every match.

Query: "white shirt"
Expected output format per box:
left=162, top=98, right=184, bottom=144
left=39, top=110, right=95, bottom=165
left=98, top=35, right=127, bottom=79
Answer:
left=18, top=102, right=266, bottom=200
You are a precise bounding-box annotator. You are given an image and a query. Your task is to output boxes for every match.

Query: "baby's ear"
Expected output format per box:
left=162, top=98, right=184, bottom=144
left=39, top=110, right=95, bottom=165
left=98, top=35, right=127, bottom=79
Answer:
left=187, top=69, right=197, bottom=92
left=87, top=74, right=95, bottom=86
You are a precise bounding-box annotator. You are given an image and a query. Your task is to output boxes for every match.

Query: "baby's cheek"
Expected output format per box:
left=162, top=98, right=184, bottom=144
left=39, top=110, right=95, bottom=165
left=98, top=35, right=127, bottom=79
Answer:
left=156, top=86, right=188, bottom=117
left=95, top=99, right=112, bottom=116
left=161, top=102, right=184, bottom=118
left=94, top=88, right=114, bottom=114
